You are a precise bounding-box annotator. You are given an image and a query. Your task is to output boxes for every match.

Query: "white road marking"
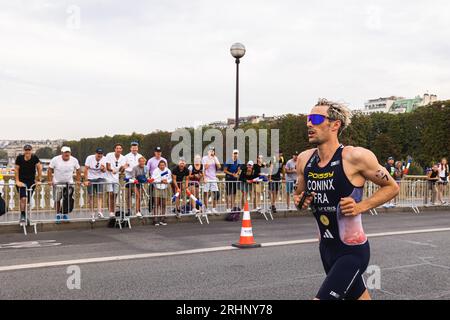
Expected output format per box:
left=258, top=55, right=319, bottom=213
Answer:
left=0, top=227, right=449, bottom=272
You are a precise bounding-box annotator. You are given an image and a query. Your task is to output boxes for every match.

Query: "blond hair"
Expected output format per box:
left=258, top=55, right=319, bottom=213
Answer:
left=315, top=98, right=352, bottom=135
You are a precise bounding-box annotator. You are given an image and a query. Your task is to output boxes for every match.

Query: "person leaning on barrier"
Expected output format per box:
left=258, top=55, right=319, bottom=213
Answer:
left=171, top=157, right=190, bottom=217
left=151, top=160, right=172, bottom=226
left=253, top=155, right=267, bottom=210
left=84, top=148, right=107, bottom=222
left=105, top=143, right=127, bottom=218
left=130, top=156, right=148, bottom=218
left=392, top=161, right=404, bottom=207
left=147, top=146, right=168, bottom=213
left=382, top=156, right=396, bottom=209
left=224, top=149, right=242, bottom=213
left=239, top=160, right=260, bottom=210
left=268, top=150, right=285, bottom=213
left=201, top=147, right=221, bottom=215
left=15, top=144, right=42, bottom=223
left=124, top=141, right=142, bottom=216
left=47, top=146, right=81, bottom=220
left=188, top=155, right=203, bottom=215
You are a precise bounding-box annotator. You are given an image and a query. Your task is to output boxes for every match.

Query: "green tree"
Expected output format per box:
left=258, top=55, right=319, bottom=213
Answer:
left=0, top=150, right=8, bottom=160
left=35, top=147, right=55, bottom=159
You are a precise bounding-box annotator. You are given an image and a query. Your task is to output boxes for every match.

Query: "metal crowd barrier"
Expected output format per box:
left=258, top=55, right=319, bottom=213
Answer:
left=1, top=176, right=449, bottom=235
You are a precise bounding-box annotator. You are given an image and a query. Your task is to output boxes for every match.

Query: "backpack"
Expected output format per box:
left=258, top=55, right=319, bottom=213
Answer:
left=0, top=193, right=6, bottom=216
left=225, top=206, right=241, bottom=222
left=61, top=186, right=75, bottom=214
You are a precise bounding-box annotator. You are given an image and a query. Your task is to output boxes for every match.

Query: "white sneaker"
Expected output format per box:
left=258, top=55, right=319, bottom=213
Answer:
left=192, top=208, right=199, bottom=214
left=382, top=204, right=389, bottom=209
left=226, top=208, right=232, bottom=213
left=256, top=207, right=262, bottom=211
left=206, top=209, right=212, bottom=214
left=212, top=208, right=219, bottom=216
left=136, top=212, right=143, bottom=218
left=109, top=212, right=115, bottom=218
left=90, top=215, right=96, bottom=223
left=97, top=212, right=104, bottom=219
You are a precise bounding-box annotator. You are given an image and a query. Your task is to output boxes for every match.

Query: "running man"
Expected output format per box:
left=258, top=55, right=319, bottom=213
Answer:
left=294, top=99, right=399, bottom=300
left=15, top=144, right=42, bottom=223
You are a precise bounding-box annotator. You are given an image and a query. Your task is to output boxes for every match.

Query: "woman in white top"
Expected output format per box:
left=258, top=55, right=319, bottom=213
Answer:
left=437, top=158, right=449, bottom=205
left=151, top=160, right=172, bottom=226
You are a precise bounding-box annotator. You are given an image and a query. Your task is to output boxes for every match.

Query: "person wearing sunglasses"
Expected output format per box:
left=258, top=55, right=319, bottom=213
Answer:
left=294, top=98, right=399, bottom=300
left=84, top=148, right=107, bottom=222
left=105, top=143, right=127, bottom=217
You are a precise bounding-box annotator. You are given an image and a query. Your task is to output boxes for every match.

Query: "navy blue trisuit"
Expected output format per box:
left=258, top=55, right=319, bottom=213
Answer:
left=304, top=145, right=370, bottom=300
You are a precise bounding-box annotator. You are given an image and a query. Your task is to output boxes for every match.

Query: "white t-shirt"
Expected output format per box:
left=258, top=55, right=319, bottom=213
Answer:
left=202, top=155, right=219, bottom=182
left=152, top=167, right=172, bottom=190
left=105, top=152, right=127, bottom=182
left=49, top=155, right=81, bottom=184
left=84, top=155, right=107, bottom=180
left=124, top=152, right=143, bottom=178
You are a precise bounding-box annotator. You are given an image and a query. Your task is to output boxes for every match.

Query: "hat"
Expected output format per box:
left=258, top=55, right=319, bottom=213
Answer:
left=179, top=157, right=186, bottom=163
left=208, top=146, right=215, bottom=151
left=233, top=149, right=239, bottom=154
left=61, top=146, right=71, bottom=153
left=247, top=160, right=254, bottom=166
left=154, top=147, right=162, bottom=152
left=293, top=151, right=299, bottom=155
left=388, top=156, right=394, bottom=160
left=23, top=144, right=32, bottom=151
left=96, top=148, right=104, bottom=154
left=131, top=141, right=139, bottom=146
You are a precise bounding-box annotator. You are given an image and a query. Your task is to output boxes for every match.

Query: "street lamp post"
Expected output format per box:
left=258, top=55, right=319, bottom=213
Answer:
left=230, top=43, right=246, bottom=129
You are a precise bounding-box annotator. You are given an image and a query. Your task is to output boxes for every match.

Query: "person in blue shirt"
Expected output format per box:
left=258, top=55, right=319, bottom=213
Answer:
left=223, top=149, right=242, bottom=212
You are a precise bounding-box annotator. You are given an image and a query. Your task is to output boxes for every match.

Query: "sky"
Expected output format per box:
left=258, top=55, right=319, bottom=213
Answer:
left=1, top=0, right=449, bottom=140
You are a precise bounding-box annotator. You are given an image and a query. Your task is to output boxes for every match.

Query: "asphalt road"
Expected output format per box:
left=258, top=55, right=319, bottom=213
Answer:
left=0, top=209, right=449, bottom=300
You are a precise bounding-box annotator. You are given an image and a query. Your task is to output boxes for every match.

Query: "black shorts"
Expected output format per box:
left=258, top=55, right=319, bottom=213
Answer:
left=316, top=241, right=370, bottom=300
left=16, top=182, right=35, bottom=201
left=269, top=181, right=281, bottom=192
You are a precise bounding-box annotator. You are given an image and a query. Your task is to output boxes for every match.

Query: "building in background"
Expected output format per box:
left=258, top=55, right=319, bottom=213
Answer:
left=360, top=93, right=437, bottom=115
left=390, top=93, right=438, bottom=114
left=361, top=96, right=403, bottom=115
left=0, top=139, right=62, bottom=168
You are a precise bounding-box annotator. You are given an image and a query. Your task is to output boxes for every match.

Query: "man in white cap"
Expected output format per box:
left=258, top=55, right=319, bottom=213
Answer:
left=48, top=146, right=81, bottom=220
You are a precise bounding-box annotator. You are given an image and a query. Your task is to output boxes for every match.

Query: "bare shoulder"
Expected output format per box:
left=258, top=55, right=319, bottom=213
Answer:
left=342, top=146, right=377, bottom=166
left=297, top=148, right=316, bottom=172
left=298, top=148, right=316, bottom=164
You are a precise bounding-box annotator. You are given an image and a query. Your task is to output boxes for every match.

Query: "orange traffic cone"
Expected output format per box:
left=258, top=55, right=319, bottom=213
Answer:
left=232, top=202, right=261, bottom=249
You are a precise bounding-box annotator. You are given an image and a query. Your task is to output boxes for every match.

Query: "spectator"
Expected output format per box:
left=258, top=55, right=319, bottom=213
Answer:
left=171, top=157, right=190, bottom=217
left=268, top=150, right=285, bottom=213
left=285, top=151, right=298, bottom=210
left=47, top=146, right=81, bottom=220
left=124, top=142, right=142, bottom=216
left=253, top=155, right=267, bottom=211
left=383, top=156, right=396, bottom=208
left=15, top=145, right=42, bottom=223
left=147, top=146, right=168, bottom=213
left=224, top=149, right=242, bottom=212
left=392, top=160, right=404, bottom=207
left=188, top=155, right=203, bottom=215
left=130, top=156, right=148, bottom=218
left=105, top=143, right=127, bottom=218
left=426, top=164, right=440, bottom=206
left=202, top=147, right=221, bottom=215
left=437, top=158, right=449, bottom=205
left=152, top=160, right=172, bottom=226
left=84, top=148, right=107, bottom=222
left=239, top=160, right=259, bottom=209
